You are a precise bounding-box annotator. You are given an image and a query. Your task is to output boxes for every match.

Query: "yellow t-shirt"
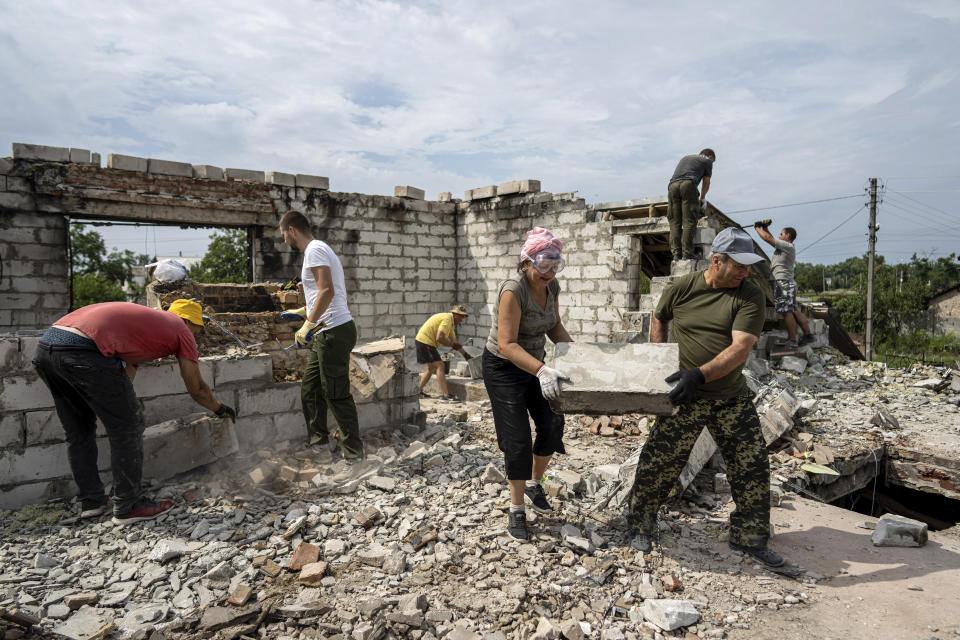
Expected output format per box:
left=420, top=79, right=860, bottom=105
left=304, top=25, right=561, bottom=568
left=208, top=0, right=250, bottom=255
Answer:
left=415, top=312, right=456, bottom=347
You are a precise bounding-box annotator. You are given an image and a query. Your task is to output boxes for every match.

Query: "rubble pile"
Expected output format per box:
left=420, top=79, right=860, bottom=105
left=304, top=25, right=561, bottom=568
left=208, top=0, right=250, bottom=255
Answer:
left=2, top=340, right=959, bottom=640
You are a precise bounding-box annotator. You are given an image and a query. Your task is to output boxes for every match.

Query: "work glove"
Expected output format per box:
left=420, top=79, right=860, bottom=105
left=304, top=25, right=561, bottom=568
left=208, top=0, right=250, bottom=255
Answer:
left=214, top=403, right=237, bottom=423
left=700, top=200, right=707, bottom=212
left=294, top=319, right=319, bottom=347
left=536, top=365, right=570, bottom=401
left=665, top=368, right=705, bottom=406
left=451, top=341, right=463, bottom=351
left=280, top=306, right=307, bottom=321
left=463, top=353, right=473, bottom=361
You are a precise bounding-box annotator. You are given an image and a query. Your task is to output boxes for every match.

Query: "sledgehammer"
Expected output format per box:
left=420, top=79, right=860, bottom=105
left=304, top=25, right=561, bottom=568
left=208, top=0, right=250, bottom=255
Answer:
left=274, top=323, right=324, bottom=360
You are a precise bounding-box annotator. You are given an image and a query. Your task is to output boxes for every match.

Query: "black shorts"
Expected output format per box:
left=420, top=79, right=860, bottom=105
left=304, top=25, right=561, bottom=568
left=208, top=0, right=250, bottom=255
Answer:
left=415, top=340, right=442, bottom=364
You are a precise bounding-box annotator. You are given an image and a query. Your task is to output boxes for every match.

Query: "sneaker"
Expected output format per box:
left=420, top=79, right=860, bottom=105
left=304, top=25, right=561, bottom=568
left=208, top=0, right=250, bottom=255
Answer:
left=419, top=391, right=433, bottom=399
left=729, top=541, right=785, bottom=567
left=507, top=510, right=529, bottom=540
left=112, top=499, right=174, bottom=525
left=798, top=335, right=815, bottom=346
left=784, top=340, right=799, bottom=348
left=440, top=394, right=458, bottom=402
left=79, top=495, right=109, bottom=519
left=627, top=532, right=652, bottom=553
left=524, top=483, right=552, bottom=514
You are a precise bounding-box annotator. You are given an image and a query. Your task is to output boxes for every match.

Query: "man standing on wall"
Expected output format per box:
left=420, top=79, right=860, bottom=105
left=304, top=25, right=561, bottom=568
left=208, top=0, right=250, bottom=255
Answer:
left=668, top=149, right=715, bottom=260
left=415, top=305, right=472, bottom=401
left=33, top=299, right=236, bottom=524
left=278, top=211, right=364, bottom=466
left=623, top=228, right=785, bottom=568
left=753, top=224, right=813, bottom=348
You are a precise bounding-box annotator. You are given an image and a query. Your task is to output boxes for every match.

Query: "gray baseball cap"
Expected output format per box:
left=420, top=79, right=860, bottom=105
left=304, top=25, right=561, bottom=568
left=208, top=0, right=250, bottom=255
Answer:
left=711, top=228, right=764, bottom=265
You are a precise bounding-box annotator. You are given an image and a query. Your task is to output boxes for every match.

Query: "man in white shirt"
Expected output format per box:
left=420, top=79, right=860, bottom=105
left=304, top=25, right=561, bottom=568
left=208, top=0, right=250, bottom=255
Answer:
left=279, top=211, right=363, bottom=464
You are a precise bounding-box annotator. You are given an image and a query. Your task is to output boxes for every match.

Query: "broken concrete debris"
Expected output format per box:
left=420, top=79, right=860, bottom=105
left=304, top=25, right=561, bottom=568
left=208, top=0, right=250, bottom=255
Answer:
left=872, top=513, right=929, bottom=547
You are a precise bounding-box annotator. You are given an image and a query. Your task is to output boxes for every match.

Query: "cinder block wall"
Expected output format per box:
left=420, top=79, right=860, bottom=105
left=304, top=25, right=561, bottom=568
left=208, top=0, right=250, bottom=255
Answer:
left=455, top=192, right=642, bottom=345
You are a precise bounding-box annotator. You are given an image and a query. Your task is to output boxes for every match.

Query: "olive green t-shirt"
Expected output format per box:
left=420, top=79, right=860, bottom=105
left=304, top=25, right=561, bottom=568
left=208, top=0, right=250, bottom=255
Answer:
left=655, top=271, right=765, bottom=400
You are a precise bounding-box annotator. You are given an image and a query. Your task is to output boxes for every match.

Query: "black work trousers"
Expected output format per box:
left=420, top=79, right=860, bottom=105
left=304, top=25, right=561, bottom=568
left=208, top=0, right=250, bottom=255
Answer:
left=33, top=343, right=145, bottom=514
left=482, top=348, right=565, bottom=479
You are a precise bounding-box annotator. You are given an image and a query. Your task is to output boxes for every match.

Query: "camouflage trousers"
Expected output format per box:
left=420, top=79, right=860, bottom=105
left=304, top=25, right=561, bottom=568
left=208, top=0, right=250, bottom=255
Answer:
left=626, top=393, right=770, bottom=547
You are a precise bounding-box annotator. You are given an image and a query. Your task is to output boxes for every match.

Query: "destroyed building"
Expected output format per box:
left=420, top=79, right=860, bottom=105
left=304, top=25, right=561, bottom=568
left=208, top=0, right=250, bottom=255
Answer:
left=2, top=142, right=960, bottom=640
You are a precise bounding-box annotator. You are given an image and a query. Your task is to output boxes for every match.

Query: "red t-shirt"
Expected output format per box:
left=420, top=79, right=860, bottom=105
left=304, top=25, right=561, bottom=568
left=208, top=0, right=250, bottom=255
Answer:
left=56, top=302, right=199, bottom=364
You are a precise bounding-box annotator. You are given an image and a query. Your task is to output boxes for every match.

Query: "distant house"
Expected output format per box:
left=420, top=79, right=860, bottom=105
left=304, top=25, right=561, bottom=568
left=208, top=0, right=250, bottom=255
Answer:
left=928, top=285, right=960, bottom=337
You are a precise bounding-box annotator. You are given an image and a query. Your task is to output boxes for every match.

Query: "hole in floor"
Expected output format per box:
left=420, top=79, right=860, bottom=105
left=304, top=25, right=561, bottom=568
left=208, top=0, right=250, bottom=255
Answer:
left=831, top=473, right=960, bottom=531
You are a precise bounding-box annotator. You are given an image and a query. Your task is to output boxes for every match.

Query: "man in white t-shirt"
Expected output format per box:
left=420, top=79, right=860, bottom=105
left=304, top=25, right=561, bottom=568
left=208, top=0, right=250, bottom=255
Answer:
left=279, top=211, right=363, bottom=464
left=754, top=224, right=812, bottom=348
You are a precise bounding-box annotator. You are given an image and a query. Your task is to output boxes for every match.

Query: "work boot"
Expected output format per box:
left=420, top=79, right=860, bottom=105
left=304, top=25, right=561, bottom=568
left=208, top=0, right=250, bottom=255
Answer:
left=785, top=340, right=799, bottom=348
left=627, top=532, right=652, bottom=553
left=524, top=483, right=552, bottom=514
left=798, top=334, right=815, bottom=346
left=507, top=510, right=529, bottom=540
left=311, top=443, right=334, bottom=465
left=729, top=542, right=785, bottom=567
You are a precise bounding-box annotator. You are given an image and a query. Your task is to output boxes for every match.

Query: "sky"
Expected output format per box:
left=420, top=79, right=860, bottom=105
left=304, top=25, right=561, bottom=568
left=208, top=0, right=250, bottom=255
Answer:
left=1, top=0, right=958, bottom=265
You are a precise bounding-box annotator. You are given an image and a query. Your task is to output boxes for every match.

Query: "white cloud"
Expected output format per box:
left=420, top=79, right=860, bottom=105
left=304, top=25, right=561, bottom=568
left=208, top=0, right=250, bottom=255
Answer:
left=1, top=0, right=958, bottom=263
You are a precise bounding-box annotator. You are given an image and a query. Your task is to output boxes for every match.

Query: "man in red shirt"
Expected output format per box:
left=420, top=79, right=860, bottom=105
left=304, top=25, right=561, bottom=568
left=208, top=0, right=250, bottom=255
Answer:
left=33, top=299, right=236, bottom=524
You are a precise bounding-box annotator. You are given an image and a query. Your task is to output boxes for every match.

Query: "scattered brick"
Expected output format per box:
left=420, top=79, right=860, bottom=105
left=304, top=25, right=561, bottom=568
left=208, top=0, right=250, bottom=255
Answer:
left=228, top=584, right=253, bottom=606
left=259, top=559, right=282, bottom=578
left=288, top=541, right=320, bottom=571
left=298, top=561, right=329, bottom=585
left=354, top=506, right=382, bottom=529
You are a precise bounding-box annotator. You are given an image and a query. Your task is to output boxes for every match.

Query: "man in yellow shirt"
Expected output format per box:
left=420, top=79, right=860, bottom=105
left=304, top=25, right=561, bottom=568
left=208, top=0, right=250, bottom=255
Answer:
left=416, top=305, right=471, bottom=400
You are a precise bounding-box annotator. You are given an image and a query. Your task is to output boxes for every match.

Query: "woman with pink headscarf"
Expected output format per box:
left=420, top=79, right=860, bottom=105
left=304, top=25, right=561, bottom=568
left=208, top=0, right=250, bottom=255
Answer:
left=483, top=227, right=573, bottom=540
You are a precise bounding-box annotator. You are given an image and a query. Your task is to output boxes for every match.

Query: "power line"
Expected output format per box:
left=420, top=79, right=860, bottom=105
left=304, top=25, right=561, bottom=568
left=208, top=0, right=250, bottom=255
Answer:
left=886, top=190, right=956, bottom=221
left=881, top=201, right=955, bottom=234
left=797, top=204, right=867, bottom=255
left=725, top=194, right=863, bottom=215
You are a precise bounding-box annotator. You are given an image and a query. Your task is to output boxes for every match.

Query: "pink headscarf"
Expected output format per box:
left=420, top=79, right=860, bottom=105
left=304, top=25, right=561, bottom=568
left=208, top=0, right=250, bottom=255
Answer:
left=520, top=227, right=563, bottom=261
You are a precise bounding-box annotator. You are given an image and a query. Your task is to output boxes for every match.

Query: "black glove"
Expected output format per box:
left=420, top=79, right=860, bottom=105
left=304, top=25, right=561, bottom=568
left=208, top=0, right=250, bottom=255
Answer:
left=214, top=403, right=237, bottom=423
left=665, top=369, right=705, bottom=406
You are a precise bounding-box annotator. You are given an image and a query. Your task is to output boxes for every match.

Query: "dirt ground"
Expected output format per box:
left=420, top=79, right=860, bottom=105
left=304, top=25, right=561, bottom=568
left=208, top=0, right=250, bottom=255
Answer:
left=742, top=497, right=960, bottom=640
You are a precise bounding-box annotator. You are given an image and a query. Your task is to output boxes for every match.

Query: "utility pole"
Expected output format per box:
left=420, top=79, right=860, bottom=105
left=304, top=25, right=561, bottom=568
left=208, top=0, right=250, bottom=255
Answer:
left=865, top=178, right=878, bottom=361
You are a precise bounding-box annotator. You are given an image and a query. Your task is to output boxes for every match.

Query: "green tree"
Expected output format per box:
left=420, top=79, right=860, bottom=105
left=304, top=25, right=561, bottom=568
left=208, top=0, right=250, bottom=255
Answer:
left=189, top=229, right=248, bottom=283
left=69, top=224, right=150, bottom=307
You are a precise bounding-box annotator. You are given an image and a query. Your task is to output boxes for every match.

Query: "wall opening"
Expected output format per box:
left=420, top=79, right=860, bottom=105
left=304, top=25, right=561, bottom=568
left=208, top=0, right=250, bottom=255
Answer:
left=830, top=466, right=960, bottom=531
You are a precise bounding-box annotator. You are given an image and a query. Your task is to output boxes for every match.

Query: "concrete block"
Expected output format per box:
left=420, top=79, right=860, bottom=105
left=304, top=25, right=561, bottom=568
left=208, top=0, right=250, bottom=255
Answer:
left=438, top=192, right=452, bottom=202
left=132, top=361, right=184, bottom=398
left=193, top=165, right=224, bottom=180
left=0, top=439, right=108, bottom=484
left=642, top=599, right=700, bottom=632
left=273, top=412, right=304, bottom=442
left=497, top=179, right=541, bottom=196
left=91, top=152, right=101, bottom=167
left=463, top=189, right=474, bottom=201
left=871, top=514, right=928, bottom=547
left=677, top=428, right=718, bottom=489
left=224, top=168, right=265, bottom=182
left=69, top=148, right=91, bottom=164
left=694, top=228, right=716, bottom=245
left=141, top=393, right=203, bottom=426
left=212, top=354, right=273, bottom=386
left=18, top=336, right=41, bottom=369
left=777, top=356, right=807, bottom=374
left=12, top=143, right=70, bottom=162
left=0, top=157, right=13, bottom=174
left=142, top=414, right=239, bottom=480
left=238, top=383, right=300, bottom=415
left=147, top=158, right=193, bottom=177
left=233, top=414, right=275, bottom=450
left=547, top=342, right=678, bottom=415
left=0, top=478, right=76, bottom=510
left=295, top=174, right=329, bottom=190
left=670, top=259, right=709, bottom=276
left=107, top=153, right=148, bottom=172
left=0, top=337, right=20, bottom=374
left=266, top=171, right=296, bottom=187
left=24, top=410, right=64, bottom=445
left=394, top=186, right=425, bottom=200
left=1, top=413, right=23, bottom=448
left=0, top=375, right=54, bottom=411
left=471, top=185, right=497, bottom=199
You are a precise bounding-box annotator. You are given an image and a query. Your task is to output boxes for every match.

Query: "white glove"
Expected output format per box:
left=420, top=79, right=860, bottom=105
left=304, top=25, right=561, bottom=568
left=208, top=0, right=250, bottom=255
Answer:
left=536, top=365, right=570, bottom=400
left=700, top=199, right=707, bottom=212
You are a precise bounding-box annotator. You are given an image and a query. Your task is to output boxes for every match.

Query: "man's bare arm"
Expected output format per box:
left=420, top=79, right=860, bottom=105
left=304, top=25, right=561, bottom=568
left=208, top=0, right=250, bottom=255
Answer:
left=698, top=331, right=757, bottom=382
left=177, top=358, right=221, bottom=412
left=700, top=176, right=711, bottom=200
left=754, top=225, right=776, bottom=248
left=650, top=314, right=669, bottom=343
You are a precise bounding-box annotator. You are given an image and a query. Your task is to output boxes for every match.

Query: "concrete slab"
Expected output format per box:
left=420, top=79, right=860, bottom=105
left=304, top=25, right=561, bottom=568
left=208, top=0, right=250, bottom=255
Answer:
left=69, top=148, right=91, bottom=164
left=224, top=168, right=265, bottom=183
left=471, top=185, right=497, bottom=199
left=147, top=158, right=193, bottom=177
left=107, top=153, right=148, bottom=172
left=142, top=413, right=239, bottom=480
left=192, top=164, right=224, bottom=180
left=547, top=342, right=678, bottom=415
left=266, top=171, right=296, bottom=187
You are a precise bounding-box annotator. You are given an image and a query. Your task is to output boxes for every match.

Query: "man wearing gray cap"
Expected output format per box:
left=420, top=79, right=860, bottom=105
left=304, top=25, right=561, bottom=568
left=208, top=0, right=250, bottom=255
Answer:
left=623, top=227, right=785, bottom=568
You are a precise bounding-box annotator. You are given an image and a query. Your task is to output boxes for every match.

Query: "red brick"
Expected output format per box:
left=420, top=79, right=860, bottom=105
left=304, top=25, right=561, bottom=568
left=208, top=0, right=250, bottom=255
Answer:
left=288, top=542, right=320, bottom=571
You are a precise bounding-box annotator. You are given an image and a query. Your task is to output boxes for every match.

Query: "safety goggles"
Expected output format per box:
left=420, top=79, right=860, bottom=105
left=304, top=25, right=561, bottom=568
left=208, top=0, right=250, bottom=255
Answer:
left=529, top=252, right=565, bottom=274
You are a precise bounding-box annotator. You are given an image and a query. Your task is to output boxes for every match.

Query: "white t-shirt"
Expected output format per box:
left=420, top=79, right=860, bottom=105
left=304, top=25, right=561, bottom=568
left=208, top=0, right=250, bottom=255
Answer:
left=302, top=239, right=352, bottom=330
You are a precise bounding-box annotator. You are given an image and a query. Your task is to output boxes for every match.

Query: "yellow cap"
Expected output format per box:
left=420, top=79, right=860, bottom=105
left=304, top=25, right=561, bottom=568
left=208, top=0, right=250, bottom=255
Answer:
left=167, top=299, right=203, bottom=326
